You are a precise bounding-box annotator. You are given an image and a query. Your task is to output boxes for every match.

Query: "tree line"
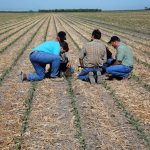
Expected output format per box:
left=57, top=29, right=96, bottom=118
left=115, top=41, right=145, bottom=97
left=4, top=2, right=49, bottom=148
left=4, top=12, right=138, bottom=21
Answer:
left=38, top=9, right=102, bottom=12
left=145, top=7, right=150, bottom=10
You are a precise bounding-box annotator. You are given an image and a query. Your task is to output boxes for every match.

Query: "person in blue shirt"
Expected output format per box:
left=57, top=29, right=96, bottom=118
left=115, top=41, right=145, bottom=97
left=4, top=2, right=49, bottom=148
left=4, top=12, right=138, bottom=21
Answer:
left=18, top=31, right=69, bottom=81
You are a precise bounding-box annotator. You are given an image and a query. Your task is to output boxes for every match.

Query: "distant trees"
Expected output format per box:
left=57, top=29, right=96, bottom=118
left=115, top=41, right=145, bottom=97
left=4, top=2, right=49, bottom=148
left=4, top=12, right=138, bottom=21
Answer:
left=145, top=7, right=150, bottom=10
left=38, top=9, right=102, bottom=12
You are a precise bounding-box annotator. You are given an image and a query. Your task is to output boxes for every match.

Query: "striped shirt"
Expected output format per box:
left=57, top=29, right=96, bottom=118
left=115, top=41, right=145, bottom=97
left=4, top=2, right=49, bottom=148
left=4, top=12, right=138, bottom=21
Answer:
left=79, top=39, right=107, bottom=67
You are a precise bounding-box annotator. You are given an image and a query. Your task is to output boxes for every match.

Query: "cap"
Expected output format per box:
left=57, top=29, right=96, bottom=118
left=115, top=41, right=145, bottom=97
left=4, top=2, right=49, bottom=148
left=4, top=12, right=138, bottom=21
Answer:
left=108, top=36, right=120, bottom=44
left=57, top=31, right=66, bottom=41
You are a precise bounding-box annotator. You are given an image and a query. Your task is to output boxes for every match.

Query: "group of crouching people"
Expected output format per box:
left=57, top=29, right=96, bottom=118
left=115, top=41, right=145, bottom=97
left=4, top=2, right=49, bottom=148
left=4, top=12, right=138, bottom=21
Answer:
left=18, top=29, right=134, bottom=84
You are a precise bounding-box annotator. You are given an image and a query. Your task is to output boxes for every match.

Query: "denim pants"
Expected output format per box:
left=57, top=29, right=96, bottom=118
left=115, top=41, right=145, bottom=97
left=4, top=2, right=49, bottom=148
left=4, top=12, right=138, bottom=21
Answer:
left=78, top=67, right=102, bottom=81
left=106, top=59, right=133, bottom=78
left=27, top=51, right=60, bottom=81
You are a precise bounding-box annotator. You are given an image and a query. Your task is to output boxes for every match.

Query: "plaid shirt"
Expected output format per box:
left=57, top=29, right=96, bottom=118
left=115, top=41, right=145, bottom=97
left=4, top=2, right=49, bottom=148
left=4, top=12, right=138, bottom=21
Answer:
left=79, top=39, right=107, bottom=67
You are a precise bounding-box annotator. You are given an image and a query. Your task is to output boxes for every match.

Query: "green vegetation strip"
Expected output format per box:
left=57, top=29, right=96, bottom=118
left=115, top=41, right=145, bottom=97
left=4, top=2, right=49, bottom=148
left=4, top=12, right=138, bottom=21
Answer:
left=102, top=80, right=150, bottom=147
left=0, top=17, right=48, bottom=85
left=15, top=81, right=37, bottom=150
left=66, top=78, right=86, bottom=149
left=15, top=16, right=51, bottom=149
left=59, top=16, right=150, bottom=92
left=54, top=18, right=86, bottom=149
left=57, top=17, right=150, bottom=147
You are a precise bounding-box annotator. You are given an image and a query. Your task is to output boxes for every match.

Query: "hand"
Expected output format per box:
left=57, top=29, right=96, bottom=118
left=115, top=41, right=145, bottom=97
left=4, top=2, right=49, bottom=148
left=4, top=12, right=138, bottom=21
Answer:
left=79, top=65, right=84, bottom=68
left=66, top=62, right=71, bottom=68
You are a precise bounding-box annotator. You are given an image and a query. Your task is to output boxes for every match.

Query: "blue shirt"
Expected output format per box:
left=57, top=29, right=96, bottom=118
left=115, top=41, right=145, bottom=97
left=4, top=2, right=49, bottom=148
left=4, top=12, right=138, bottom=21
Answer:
left=32, top=41, right=61, bottom=55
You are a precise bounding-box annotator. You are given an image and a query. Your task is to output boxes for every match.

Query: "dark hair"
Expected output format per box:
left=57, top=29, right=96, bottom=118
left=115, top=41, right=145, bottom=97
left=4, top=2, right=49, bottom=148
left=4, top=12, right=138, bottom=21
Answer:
left=57, top=31, right=66, bottom=42
left=108, top=36, right=120, bottom=44
left=92, top=29, right=101, bottom=39
left=60, top=41, right=69, bottom=52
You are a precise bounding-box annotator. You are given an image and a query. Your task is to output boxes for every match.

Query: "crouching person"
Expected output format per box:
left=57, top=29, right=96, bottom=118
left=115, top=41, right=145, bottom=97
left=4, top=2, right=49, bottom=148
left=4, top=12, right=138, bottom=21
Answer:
left=78, top=29, right=107, bottom=84
left=18, top=40, right=69, bottom=82
left=59, top=52, right=74, bottom=77
left=106, top=36, right=134, bottom=80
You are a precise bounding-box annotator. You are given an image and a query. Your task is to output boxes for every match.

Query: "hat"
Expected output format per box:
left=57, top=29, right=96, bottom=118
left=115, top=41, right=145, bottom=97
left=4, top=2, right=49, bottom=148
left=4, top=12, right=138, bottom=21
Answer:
left=108, top=36, right=120, bottom=44
left=58, top=31, right=66, bottom=41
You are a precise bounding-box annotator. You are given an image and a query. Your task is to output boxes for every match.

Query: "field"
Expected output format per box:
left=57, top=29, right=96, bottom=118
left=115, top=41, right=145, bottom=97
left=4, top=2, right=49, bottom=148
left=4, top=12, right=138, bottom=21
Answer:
left=0, top=11, right=150, bottom=150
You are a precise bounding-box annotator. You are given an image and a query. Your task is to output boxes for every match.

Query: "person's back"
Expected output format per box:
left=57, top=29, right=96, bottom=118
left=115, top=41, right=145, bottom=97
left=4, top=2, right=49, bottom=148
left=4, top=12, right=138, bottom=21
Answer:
left=32, top=41, right=60, bottom=55
left=81, top=39, right=106, bottom=67
left=78, top=29, right=106, bottom=84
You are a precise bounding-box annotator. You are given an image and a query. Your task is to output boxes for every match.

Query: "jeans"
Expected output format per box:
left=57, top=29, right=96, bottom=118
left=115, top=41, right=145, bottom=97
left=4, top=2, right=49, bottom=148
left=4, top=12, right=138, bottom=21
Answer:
left=106, top=59, right=133, bottom=78
left=78, top=67, right=102, bottom=81
left=27, top=51, right=60, bottom=81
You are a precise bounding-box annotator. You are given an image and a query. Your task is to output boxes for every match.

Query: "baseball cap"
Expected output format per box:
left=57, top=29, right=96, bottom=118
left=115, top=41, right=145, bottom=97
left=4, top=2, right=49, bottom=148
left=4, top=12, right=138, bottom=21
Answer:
left=108, top=36, right=120, bottom=44
left=57, top=31, right=66, bottom=41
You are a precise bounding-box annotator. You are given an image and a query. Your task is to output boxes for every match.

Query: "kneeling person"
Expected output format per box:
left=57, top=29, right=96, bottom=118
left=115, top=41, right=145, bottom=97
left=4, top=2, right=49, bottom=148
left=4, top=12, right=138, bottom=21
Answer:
left=78, top=29, right=107, bottom=84
left=18, top=38, right=69, bottom=81
left=106, top=36, right=134, bottom=79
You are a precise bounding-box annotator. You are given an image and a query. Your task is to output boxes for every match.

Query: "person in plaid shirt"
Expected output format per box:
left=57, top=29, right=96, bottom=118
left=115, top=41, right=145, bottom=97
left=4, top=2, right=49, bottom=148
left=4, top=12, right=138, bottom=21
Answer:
left=78, top=29, right=107, bottom=84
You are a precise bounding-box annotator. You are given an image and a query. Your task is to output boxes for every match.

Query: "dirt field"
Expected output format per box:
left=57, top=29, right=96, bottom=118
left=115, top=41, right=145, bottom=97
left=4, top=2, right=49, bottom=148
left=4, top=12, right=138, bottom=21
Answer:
left=0, top=11, right=150, bottom=150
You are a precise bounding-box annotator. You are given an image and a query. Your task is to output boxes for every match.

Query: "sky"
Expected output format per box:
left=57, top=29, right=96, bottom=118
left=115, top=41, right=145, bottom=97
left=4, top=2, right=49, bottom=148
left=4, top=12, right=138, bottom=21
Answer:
left=0, top=0, right=150, bottom=11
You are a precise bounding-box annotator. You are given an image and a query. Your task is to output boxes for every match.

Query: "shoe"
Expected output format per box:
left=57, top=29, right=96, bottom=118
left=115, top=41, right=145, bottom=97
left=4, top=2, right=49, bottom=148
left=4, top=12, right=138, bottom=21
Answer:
left=18, top=71, right=23, bottom=82
left=88, top=72, right=95, bottom=84
left=96, top=71, right=102, bottom=84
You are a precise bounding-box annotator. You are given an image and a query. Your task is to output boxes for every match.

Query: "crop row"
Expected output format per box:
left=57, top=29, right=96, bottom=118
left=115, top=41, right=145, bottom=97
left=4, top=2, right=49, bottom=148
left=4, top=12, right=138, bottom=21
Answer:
left=54, top=16, right=86, bottom=149
left=16, top=16, right=51, bottom=149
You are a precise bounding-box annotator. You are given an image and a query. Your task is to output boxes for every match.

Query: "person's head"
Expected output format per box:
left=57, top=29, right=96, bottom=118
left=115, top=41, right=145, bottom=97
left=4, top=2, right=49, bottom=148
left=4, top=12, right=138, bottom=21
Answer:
left=57, top=31, right=66, bottom=42
left=108, top=36, right=120, bottom=48
left=60, top=41, right=69, bottom=53
left=91, top=29, right=101, bottom=40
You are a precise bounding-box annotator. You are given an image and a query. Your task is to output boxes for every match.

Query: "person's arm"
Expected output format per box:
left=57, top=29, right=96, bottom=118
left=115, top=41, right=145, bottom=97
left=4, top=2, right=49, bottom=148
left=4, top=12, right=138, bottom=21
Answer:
left=106, top=46, right=113, bottom=59
left=64, top=52, right=72, bottom=68
left=113, top=48, right=124, bottom=65
left=79, top=58, right=84, bottom=68
left=113, top=60, right=122, bottom=65
left=79, top=45, right=86, bottom=68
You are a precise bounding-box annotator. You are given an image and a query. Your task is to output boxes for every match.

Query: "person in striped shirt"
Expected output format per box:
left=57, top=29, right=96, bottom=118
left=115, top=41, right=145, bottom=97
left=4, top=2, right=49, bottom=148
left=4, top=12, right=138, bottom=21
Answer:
left=78, top=29, right=107, bottom=84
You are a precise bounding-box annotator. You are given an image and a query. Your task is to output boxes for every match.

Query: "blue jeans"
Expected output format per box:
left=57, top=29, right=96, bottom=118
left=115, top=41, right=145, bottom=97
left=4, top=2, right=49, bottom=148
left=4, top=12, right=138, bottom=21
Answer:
left=27, top=51, right=60, bottom=81
left=106, top=59, right=133, bottom=78
left=78, top=67, right=102, bottom=82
